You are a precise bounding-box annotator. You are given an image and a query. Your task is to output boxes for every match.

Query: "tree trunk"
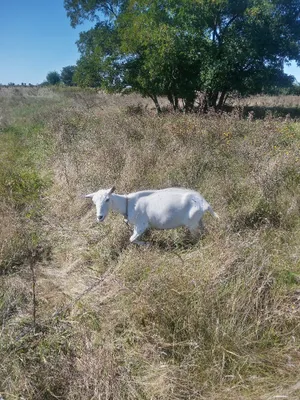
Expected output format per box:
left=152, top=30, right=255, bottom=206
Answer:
left=167, top=92, right=179, bottom=111
left=183, top=93, right=196, bottom=113
left=202, top=93, right=209, bottom=113
left=217, top=90, right=227, bottom=111
left=149, top=94, right=162, bottom=114
left=209, top=91, right=219, bottom=109
left=174, top=96, right=179, bottom=111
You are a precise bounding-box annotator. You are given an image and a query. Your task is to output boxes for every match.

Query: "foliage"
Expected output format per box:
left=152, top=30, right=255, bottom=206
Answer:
left=64, top=0, right=300, bottom=112
left=60, top=65, right=77, bottom=86
left=73, top=22, right=123, bottom=89
left=279, top=82, right=300, bottom=96
left=46, top=71, right=61, bottom=86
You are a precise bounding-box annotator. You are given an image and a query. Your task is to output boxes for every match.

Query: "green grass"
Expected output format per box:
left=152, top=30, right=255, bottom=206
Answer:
left=1, top=87, right=300, bottom=399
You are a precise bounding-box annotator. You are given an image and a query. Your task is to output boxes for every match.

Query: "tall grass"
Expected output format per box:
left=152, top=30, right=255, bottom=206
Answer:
left=1, top=87, right=300, bottom=399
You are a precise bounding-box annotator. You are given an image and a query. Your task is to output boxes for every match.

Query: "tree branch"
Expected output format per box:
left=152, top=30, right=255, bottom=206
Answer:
left=223, top=14, right=239, bottom=32
left=103, top=3, right=118, bottom=19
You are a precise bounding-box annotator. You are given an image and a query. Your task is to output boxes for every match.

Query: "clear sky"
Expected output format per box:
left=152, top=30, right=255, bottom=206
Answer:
left=1, top=1, right=300, bottom=85
left=0, top=0, right=93, bottom=85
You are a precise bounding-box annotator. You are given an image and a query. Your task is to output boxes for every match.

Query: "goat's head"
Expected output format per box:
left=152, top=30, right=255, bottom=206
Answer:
left=85, top=186, right=116, bottom=222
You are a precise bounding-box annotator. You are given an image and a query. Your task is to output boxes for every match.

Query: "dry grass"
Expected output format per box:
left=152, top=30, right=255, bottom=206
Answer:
left=1, top=87, right=300, bottom=399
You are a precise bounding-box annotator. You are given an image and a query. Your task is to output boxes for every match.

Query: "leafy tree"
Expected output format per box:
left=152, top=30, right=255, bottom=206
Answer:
left=61, top=65, right=77, bottom=86
left=64, top=0, right=300, bottom=112
left=64, top=0, right=123, bottom=27
left=73, top=55, right=102, bottom=87
left=73, top=22, right=123, bottom=90
left=46, top=71, right=61, bottom=86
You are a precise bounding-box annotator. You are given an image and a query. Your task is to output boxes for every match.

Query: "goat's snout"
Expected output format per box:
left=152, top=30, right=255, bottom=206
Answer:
left=97, top=215, right=104, bottom=222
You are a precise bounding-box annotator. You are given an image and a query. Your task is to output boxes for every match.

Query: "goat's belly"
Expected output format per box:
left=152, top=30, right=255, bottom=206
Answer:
left=148, top=213, right=187, bottom=230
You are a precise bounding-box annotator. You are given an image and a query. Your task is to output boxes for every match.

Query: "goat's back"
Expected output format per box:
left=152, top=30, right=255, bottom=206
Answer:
left=135, top=188, right=208, bottom=229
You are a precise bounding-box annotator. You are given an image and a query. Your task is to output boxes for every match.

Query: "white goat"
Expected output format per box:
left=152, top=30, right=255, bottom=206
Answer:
left=85, top=187, right=219, bottom=245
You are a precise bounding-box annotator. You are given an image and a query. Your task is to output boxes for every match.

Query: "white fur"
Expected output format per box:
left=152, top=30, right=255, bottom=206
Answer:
left=85, top=187, right=219, bottom=245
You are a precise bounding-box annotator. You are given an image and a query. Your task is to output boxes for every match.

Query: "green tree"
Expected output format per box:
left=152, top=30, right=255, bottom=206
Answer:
left=64, top=0, right=300, bottom=112
left=46, top=71, right=61, bottom=86
left=61, top=65, right=76, bottom=86
left=72, top=22, right=123, bottom=90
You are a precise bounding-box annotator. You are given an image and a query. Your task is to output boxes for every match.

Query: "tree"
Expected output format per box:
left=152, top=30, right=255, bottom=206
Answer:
left=61, top=65, right=76, bottom=86
left=46, top=71, right=61, bottom=86
left=64, top=0, right=300, bottom=112
left=72, top=22, right=123, bottom=90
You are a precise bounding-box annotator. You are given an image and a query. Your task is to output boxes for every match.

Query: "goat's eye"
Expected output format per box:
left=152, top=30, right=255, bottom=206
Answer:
left=105, top=198, right=109, bottom=202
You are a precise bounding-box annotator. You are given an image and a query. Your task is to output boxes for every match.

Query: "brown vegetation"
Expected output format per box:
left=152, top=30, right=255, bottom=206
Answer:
left=1, top=87, right=300, bottom=399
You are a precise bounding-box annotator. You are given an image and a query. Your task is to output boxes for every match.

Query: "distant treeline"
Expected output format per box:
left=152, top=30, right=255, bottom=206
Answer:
left=0, top=83, right=36, bottom=87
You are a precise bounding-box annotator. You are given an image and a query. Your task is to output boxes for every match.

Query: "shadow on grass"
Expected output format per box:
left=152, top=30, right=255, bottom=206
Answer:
left=244, top=105, right=300, bottom=119
left=141, top=229, right=204, bottom=251
left=222, top=104, right=300, bottom=119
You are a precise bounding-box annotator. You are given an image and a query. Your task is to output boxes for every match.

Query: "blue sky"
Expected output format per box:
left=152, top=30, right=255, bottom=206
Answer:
left=286, top=61, right=300, bottom=83
left=0, top=0, right=93, bottom=85
left=1, top=1, right=300, bottom=85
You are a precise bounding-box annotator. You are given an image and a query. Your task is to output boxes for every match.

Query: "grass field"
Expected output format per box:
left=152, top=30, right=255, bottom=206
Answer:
left=1, top=87, right=300, bottom=399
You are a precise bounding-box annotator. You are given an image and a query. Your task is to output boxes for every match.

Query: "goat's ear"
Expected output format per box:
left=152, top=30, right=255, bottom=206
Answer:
left=109, top=186, right=116, bottom=194
left=84, top=193, right=95, bottom=199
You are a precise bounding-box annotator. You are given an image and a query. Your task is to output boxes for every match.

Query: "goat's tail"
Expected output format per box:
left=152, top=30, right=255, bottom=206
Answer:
left=208, top=205, right=220, bottom=220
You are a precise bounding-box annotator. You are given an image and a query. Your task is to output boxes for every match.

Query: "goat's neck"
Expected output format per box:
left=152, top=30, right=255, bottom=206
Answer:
left=110, top=194, right=128, bottom=217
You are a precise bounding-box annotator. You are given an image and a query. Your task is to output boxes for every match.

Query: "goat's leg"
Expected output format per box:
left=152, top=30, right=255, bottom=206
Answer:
left=130, top=225, right=148, bottom=245
left=198, top=219, right=205, bottom=234
left=187, top=222, right=200, bottom=235
left=188, top=217, right=205, bottom=235
left=188, top=228, right=200, bottom=238
left=186, top=220, right=204, bottom=243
